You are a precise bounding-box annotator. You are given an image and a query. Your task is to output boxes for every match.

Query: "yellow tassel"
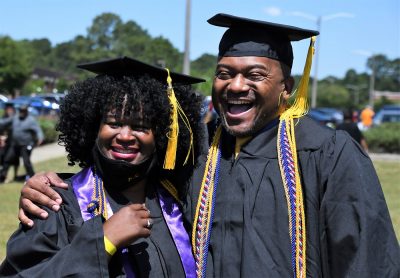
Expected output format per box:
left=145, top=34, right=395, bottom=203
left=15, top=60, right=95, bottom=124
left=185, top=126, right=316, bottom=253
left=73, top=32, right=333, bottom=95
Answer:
left=163, top=69, right=194, bottom=169
left=277, top=36, right=316, bottom=278
left=280, top=36, right=316, bottom=121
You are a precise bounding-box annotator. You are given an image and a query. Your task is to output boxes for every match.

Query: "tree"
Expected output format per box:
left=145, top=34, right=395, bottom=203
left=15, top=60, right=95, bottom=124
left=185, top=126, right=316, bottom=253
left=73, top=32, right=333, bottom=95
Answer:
left=367, top=55, right=400, bottom=91
left=317, top=82, right=351, bottom=109
left=112, top=20, right=151, bottom=58
left=0, top=36, right=32, bottom=96
left=142, top=36, right=182, bottom=71
left=87, top=13, right=122, bottom=51
left=192, top=54, right=217, bottom=73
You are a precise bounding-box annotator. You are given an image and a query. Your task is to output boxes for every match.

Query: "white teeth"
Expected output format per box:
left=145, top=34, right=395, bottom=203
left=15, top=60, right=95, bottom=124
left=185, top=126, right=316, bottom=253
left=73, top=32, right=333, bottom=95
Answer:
left=227, top=100, right=252, bottom=105
left=114, top=148, right=135, bottom=154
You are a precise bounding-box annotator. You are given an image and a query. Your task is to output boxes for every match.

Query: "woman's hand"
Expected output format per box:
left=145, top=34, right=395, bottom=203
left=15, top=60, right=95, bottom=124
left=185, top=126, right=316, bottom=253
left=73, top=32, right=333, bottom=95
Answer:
left=103, top=204, right=152, bottom=249
left=19, top=172, right=68, bottom=227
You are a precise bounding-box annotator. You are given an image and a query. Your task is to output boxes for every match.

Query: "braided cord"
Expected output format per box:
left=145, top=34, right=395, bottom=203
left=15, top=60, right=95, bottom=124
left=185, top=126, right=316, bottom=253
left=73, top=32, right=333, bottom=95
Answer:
left=192, top=126, right=222, bottom=278
left=87, top=166, right=108, bottom=220
left=277, top=119, right=306, bottom=278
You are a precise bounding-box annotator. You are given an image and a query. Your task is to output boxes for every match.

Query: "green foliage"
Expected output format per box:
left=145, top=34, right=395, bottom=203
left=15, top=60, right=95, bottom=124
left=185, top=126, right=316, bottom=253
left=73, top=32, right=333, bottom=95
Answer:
left=87, top=13, right=123, bottom=50
left=367, top=55, right=400, bottom=92
left=22, top=79, right=45, bottom=95
left=316, top=82, right=351, bottom=108
left=38, top=118, right=59, bottom=144
left=364, top=123, right=400, bottom=153
left=0, top=36, right=32, bottom=96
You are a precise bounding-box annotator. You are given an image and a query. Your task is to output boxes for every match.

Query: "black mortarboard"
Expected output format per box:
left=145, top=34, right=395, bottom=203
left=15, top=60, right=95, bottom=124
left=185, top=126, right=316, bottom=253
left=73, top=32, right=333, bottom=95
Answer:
left=77, top=56, right=205, bottom=85
left=208, top=13, right=319, bottom=68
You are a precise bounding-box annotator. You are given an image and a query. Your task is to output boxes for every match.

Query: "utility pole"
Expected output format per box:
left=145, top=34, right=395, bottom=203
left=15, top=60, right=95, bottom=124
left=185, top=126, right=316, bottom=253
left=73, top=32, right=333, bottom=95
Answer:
left=290, top=12, right=353, bottom=108
left=310, top=16, right=321, bottom=108
left=369, top=58, right=376, bottom=107
left=182, top=0, right=191, bottom=75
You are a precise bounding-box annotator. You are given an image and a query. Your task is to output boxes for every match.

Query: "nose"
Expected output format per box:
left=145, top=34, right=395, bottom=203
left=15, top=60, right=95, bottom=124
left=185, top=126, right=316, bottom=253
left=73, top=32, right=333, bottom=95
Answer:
left=228, top=74, right=250, bottom=93
left=117, top=126, right=136, bottom=142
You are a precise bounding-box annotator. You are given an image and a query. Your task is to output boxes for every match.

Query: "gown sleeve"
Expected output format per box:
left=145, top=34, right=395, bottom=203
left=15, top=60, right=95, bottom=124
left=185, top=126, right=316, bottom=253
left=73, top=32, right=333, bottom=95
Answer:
left=0, top=187, right=109, bottom=277
left=319, top=131, right=400, bottom=277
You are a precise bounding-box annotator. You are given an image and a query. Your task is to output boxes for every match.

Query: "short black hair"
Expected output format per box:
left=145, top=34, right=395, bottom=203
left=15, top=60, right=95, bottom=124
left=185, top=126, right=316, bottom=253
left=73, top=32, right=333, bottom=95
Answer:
left=57, top=74, right=204, bottom=182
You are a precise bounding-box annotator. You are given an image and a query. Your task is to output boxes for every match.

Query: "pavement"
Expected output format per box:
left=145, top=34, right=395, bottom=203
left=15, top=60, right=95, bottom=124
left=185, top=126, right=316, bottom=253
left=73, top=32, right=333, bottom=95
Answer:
left=31, top=142, right=400, bottom=163
left=31, top=142, right=67, bottom=163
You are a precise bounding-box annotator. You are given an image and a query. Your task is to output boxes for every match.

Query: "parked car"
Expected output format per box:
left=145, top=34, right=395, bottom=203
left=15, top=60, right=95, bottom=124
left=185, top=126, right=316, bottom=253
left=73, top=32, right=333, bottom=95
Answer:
left=307, top=107, right=344, bottom=127
left=0, top=94, right=9, bottom=109
left=312, top=107, right=344, bottom=124
left=8, top=95, right=60, bottom=116
left=307, top=109, right=334, bottom=126
left=37, top=93, right=65, bottom=109
left=373, top=105, right=400, bottom=125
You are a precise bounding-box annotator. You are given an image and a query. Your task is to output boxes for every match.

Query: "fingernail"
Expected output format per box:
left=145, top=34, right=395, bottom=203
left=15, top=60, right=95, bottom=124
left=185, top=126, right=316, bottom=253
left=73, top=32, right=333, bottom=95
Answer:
left=55, top=198, right=62, bottom=204
left=28, top=221, right=33, bottom=227
left=52, top=204, right=60, bottom=211
left=40, top=212, right=48, bottom=218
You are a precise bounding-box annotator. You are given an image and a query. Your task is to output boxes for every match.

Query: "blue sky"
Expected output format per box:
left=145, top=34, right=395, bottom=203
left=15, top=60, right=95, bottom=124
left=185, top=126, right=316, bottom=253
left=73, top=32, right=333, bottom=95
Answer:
left=1, top=0, right=399, bottom=79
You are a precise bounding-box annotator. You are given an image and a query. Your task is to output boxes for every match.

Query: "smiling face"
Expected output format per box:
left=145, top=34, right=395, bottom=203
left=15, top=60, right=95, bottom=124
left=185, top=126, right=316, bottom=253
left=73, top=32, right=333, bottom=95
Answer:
left=212, top=56, right=292, bottom=137
left=97, top=108, right=156, bottom=165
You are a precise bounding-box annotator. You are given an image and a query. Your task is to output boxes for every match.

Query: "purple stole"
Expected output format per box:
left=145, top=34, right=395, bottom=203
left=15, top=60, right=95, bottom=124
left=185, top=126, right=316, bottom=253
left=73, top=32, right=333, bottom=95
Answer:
left=71, top=167, right=195, bottom=278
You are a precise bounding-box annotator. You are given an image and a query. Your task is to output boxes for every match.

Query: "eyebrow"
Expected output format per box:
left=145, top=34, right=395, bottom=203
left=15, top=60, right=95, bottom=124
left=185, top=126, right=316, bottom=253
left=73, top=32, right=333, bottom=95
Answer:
left=216, top=63, right=269, bottom=72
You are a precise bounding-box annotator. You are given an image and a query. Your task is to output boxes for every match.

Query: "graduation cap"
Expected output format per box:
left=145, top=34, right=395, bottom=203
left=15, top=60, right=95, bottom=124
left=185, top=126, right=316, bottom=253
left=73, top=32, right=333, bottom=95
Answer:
left=78, top=56, right=205, bottom=170
left=77, top=56, right=205, bottom=85
left=208, top=13, right=319, bottom=68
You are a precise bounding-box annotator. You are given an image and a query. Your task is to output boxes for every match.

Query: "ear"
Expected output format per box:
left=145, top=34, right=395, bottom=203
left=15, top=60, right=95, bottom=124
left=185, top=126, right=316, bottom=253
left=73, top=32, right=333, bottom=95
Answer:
left=282, top=77, right=295, bottom=100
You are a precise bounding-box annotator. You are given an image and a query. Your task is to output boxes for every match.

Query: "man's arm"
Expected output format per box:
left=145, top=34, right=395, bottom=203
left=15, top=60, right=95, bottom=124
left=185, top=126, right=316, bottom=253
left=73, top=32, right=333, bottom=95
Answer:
left=19, top=172, right=68, bottom=227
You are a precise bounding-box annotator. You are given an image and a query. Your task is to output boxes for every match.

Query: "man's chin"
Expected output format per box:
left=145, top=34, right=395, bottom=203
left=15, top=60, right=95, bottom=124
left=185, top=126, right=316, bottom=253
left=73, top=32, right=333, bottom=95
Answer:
left=222, top=121, right=255, bottom=138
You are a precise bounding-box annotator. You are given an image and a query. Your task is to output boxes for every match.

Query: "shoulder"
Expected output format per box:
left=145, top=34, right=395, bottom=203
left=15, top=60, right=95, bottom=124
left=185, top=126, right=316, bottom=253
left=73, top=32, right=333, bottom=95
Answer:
left=296, top=116, right=363, bottom=155
left=52, top=178, right=83, bottom=218
left=295, top=116, right=335, bottom=150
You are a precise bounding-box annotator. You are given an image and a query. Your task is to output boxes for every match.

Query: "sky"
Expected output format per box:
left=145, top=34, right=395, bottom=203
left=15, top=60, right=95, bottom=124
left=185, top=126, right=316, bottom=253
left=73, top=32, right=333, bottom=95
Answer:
left=1, top=0, right=399, bottom=79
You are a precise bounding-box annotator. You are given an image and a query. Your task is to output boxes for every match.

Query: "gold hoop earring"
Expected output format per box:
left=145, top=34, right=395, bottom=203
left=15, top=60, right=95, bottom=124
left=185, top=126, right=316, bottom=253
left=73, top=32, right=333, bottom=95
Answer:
left=278, top=91, right=284, bottom=107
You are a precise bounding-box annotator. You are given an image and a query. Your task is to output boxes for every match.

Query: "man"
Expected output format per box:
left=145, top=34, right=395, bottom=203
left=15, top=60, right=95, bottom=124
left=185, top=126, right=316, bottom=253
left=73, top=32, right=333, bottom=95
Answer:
left=16, top=13, right=400, bottom=277
left=0, top=102, right=20, bottom=180
left=336, top=109, right=368, bottom=151
left=359, top=104, right=375, bottom=130
left=0, top=104, right=43, bottom=182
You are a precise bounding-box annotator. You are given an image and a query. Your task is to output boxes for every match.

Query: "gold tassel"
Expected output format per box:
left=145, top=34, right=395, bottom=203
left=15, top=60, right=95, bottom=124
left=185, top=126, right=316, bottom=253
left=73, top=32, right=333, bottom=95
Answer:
left=280, top=36, right=316, bottom=120
left=163, top=69, right=194, bottom=169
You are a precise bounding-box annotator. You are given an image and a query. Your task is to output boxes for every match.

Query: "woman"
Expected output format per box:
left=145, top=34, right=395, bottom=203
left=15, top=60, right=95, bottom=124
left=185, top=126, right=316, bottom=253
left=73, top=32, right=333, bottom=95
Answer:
left=0, top=57, right=204, bottom=277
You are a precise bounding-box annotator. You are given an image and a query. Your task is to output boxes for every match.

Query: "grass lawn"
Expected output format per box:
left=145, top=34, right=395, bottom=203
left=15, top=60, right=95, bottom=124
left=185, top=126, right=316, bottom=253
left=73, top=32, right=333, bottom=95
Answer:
left=0, top=157, right=399, bottom=261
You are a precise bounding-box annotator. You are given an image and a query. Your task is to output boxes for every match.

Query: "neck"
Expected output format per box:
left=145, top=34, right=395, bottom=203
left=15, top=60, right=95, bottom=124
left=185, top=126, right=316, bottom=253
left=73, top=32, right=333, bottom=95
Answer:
left=121, top=178, right=147, bottom=203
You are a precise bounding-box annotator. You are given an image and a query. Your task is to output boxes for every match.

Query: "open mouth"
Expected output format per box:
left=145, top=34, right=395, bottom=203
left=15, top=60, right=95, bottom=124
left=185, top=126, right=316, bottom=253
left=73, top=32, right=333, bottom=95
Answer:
left=227, top=100, right=253, bottom=115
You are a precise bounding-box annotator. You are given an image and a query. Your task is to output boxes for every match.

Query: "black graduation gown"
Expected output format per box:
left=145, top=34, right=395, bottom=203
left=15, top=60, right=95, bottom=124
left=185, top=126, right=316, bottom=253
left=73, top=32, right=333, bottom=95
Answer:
left=186, top=116, right=400, bottom=277
left=0, top=178, right=187, bottom=277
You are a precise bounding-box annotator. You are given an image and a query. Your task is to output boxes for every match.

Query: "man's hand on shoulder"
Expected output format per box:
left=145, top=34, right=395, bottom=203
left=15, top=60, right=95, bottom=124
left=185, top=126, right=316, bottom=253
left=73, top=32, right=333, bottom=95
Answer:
left=19, top=172, right=68, bottom=227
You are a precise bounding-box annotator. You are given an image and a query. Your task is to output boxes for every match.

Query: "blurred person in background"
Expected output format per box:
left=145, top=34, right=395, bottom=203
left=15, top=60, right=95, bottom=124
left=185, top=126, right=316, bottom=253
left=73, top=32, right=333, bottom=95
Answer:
left=359, top=104, right=375, bottom=130
left=336, top=109, right=368, bottom=151
left=0, top=102, right=20, bottom=181
left=0, top=104, right=43, bottom=182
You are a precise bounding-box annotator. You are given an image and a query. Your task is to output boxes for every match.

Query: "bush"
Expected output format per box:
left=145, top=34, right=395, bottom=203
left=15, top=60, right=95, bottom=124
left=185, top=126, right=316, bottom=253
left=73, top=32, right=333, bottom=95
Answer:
left=38, top=118, right=59, bottom=144
left=364, top=123, right=400, bottom=153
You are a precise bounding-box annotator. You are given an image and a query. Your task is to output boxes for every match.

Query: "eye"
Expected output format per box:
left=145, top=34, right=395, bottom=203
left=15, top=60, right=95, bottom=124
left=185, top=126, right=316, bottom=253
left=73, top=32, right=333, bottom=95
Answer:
left=131, top=124, right=152, bottom=133
left=215, top=70, right=232, bottom=80
left=246, top=72, right=267, bottom=82
left=105, top=120, right=123, bottom=129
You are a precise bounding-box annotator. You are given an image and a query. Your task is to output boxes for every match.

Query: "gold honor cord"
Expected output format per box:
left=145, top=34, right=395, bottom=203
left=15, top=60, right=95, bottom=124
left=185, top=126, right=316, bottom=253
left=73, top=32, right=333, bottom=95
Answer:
left=278, top=36, right=316, bottom=278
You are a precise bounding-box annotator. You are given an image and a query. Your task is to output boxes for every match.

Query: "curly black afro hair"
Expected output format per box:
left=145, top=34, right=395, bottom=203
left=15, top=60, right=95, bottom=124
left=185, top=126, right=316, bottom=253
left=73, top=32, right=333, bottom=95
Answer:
left=57, top=74, right=204, bottom=182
